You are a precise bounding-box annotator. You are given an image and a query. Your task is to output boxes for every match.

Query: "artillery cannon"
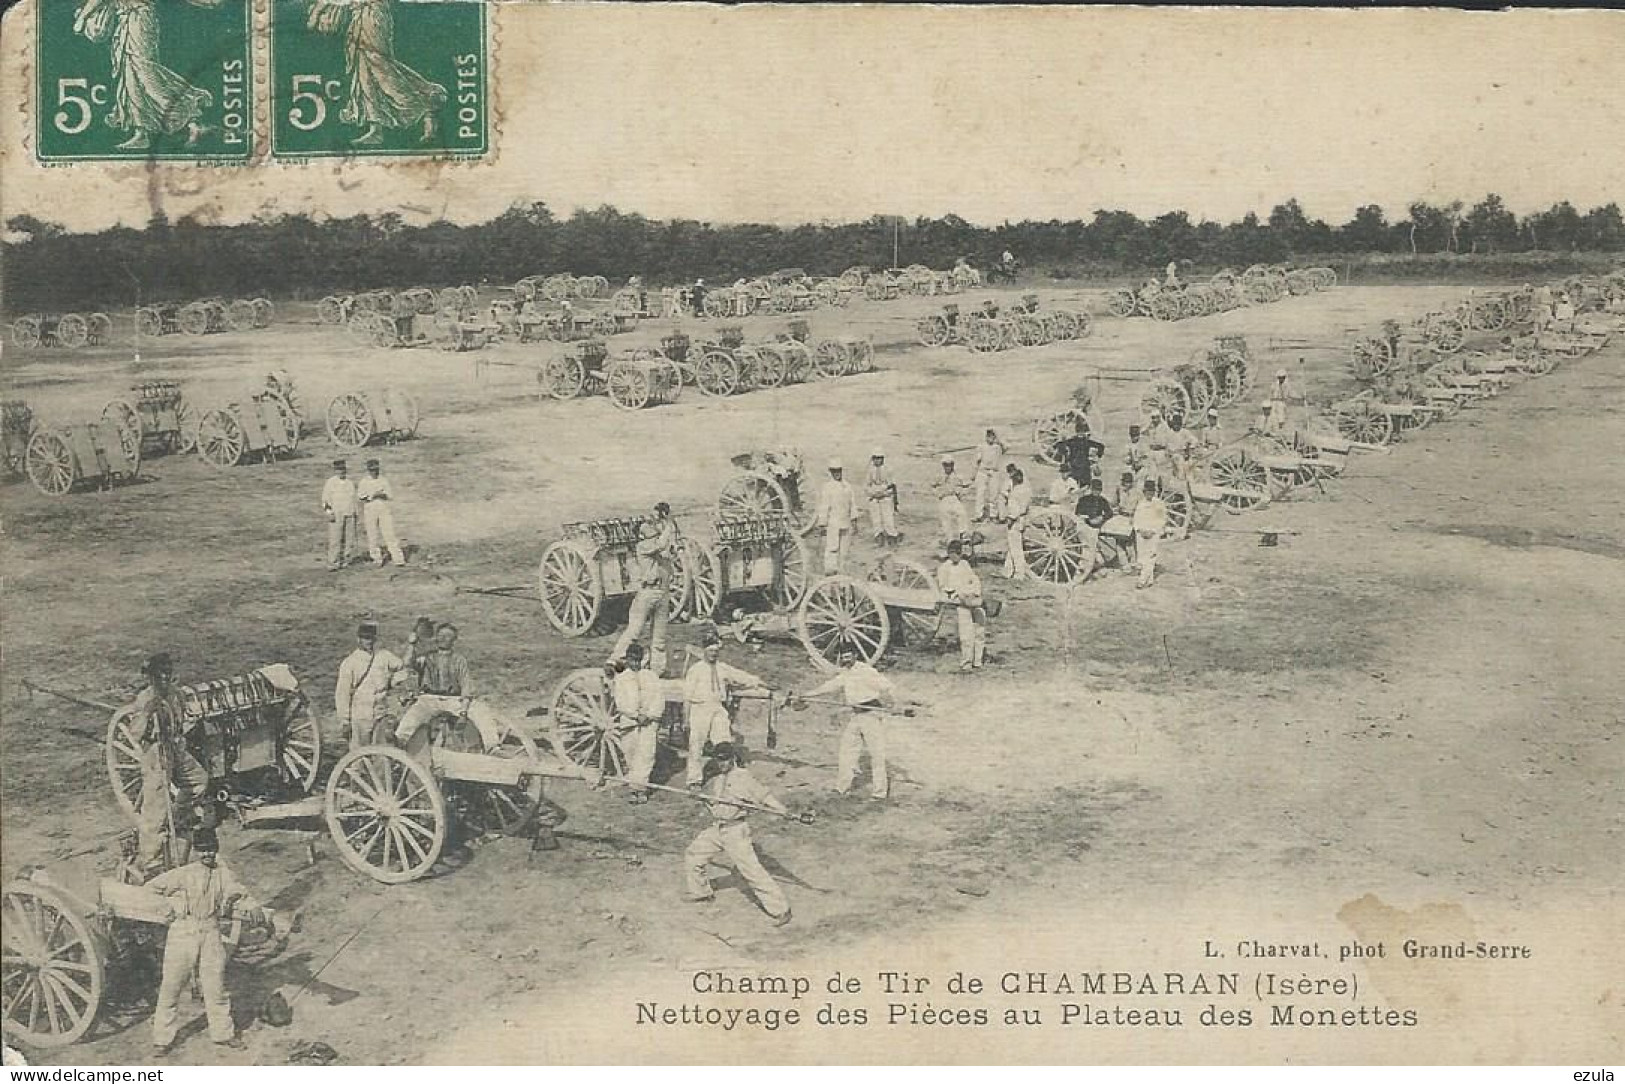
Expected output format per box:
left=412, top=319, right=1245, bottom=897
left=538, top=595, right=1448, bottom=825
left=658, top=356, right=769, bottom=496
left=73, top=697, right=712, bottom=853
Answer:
left=795, top=555, right=969, bottom=667
left=718, top=449, right=816, bottom=536
left=537, top=516, right=700, bottom=637
left=101, top=381, right=194, bottom=457
left=194, top=390, right=301, bottom=468
left=670, top=511, right=812, bottom=623
left=22, top=421, right=141, bottom=496
left=10, top=312, right=113, bottom=350
left=1, top=852, right=293, bottom=1050
left=104, top=665, right=323, bottom=829
left=325, top=388, right=420, bottom=450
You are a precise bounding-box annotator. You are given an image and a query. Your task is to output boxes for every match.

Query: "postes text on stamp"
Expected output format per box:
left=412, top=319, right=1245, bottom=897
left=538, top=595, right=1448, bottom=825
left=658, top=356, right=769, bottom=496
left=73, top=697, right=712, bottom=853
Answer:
left=270, top=0, right=488, bottom=159
left=34, top=0, right=254, bottom=162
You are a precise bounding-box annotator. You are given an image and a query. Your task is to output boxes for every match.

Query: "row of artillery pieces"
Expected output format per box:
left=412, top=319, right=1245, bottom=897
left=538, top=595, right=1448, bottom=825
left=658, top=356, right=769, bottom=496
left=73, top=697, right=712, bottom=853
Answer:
left=9, top=299, right=275, bottom=349
left=523, top=326, right=875, bottom=411
left=1107, top=264, right=1339, bottom=321
left=915, top=295, right=1093, bottom=351
left=1, top=376, right=421, bottom=497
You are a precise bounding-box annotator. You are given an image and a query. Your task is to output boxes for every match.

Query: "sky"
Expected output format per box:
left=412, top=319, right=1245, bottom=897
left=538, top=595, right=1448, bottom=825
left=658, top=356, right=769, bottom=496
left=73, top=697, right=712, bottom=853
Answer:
left=2, top=4, right=1622, bottom=234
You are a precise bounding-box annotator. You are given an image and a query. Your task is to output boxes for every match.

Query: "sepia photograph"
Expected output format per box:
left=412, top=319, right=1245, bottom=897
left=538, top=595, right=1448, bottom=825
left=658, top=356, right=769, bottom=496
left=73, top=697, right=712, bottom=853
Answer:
left=1, top=1, right=1622, bottom=1069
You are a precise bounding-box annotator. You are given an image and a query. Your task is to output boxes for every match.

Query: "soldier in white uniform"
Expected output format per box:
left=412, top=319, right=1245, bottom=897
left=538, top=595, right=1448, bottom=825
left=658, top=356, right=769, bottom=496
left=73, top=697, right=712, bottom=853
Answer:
left=683, top=742, right=797, bottom=925
left=683, top=631, right=768, bottom=785
left=1000, top=464, right=1033, bottom=579
left=972, top=429, right=1006, bottom=522
left=812, top=458, right=861, bottom=574
left=148, top=829, right=284, bottom=1053
left=937, top=541, right=986, bottom=670
left=321, top=458, right=359, bottom=571
left=612, top=643, right=667, bottom=803
left=356, top=458, right=407, bottom=568
left=801, top=650, right=906, bottom=799
left=611, top=502, right=678, bottom=675
left=933, top=456, right=971, bottom=544
left=864, top=449, right=899, bottom=545
left=1132, top=479, right=1170, bottom=588
left=334, top=620, right=406, bottom=749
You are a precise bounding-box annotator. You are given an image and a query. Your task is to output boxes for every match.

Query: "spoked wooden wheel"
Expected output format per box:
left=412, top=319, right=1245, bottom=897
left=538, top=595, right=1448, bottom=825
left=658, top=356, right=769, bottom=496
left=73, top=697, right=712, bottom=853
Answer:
left=753, top=346, right=790, bottom=388
left=100, top=400, right=142, bottom=444
left=1181, top=368, right=1218, bottom=416
left=549, top=668, right=627, bottom=778
left=765, top=534, right=811, bottom=609
left=86, top=313, right=113, bottom=345
left=24, top=430, right=76, bottom=496
left=606, top=362, right=653, bottom=410
left=175, top=400, right=199, bottom=454
left=326, top=392, right=375, bottom=450
left=917, top=314, right=951, bottom=347
left=1, top=882, right=106, bottom=1048
left=317, top=297, right=346, bottom=325
left=694, top=350, right=740, bottom=397
left=104, top=707, right=145, bottom=823
left=1032, top=410, right=1081, bottom=466
left=967, top=320, right=1006, bottom=353
left=538, top=540, right=603, bottom=636
left=196, top=408, right=246, bottom=467
left=675, top=538, right=722, bottom=621
left=1141, top=379, right=1190, bottom=427
left=55, top=313, right=89, bottom=349
left=324, top=745, right=447, bottom=884
left=179, top=306, right=210, bottom=336
left=1426, top=318, right=1466, bottom=354
left=717, top=470, right=792, bottom=522
left=1208, top=452, right=1271, bottom=512
left=867, top=556, right=942, bottom=644
left=435, top=721, right=543, bottom=836
left=1021, top=507, right=1093, bottom=584
left=811, top=341, right=849, bottom=378
left=1107, top=290, right=1137, bottom=318
left=278, top=698, right=323, bottom=796
left=227, top=299, right=258, bottom=331
left=798, top=575, right=892, bottom=668
left=1013, top=314, right=1049, bottom=347
left=1330, top=403, right=1394, bottom=445
left=539, top=355, right=587, bottom=400
left=11, top=317, right=43, bottom=348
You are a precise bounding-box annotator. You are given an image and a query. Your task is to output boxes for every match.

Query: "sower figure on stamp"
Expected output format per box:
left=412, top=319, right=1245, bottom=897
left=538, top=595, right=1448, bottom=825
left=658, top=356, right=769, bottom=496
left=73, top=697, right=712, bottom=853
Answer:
left=148, top=828, right=288, bottom=1054
left=308, top=0, right=449, bottom=147
left=132, top=653, right=213, bottom=873
left=334, top=620, right=406, bottom=750
left=357, top=458, right=408, bottom=567
left=611, top=501, right=678, bottom=676
left=684, top=742, right=802, bottom=926
left=322, top=458, right=359, bottom=571
left=74, top=0, right=213, bottom=151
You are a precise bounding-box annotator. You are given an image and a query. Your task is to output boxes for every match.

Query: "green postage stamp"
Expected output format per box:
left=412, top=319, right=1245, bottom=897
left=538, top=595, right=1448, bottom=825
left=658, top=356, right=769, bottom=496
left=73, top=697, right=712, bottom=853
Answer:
left=33, top=0, right=254, bottom=162
left=270, top=0, right=488, bottom=159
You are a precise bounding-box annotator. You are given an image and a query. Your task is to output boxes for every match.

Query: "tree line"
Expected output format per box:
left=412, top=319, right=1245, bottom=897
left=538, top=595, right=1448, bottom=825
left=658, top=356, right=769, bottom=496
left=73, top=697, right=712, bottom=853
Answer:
left=4, top=195, right=1622, bottom=316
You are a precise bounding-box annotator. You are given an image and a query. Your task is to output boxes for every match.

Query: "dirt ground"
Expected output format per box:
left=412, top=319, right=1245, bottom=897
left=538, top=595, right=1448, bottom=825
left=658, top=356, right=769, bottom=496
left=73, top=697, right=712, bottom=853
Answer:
left=2, top=281, right=1621, bottom=1064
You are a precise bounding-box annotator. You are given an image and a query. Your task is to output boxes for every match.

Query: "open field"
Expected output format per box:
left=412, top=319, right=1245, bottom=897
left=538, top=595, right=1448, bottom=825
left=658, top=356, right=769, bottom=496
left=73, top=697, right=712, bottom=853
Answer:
left=2, top=281, right=1622, bottom=1064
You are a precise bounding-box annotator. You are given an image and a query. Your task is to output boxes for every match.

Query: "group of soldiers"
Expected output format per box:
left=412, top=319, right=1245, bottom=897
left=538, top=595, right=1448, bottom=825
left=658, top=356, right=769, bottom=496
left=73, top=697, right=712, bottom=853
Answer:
left=321, top=457, right=408, bottom=570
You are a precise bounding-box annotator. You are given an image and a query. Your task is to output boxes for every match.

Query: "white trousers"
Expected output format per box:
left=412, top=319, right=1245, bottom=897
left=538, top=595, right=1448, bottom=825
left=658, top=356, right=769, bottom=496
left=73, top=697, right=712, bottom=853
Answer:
left=624, top=720, right=659, bottom=791
left=684, top=821, right=789, bottom=917
left=363, top=501, right=406, bottom=565
left=954, top=605, right=986, bottom=666
left=153, top=921, right=232, bottom=1047
left=686, top=702, right=734, bottom=784
left=1137, top=531, right=1161, bottom=586
left=868, top=497, right=897, bottom=538
left=823, top=526, right=851, bottom=574
left=836, top=711, right=889, bottom=797
left=938, top=496, right=969, bottom=542
left=974, top=470, right=1000, bottom=519
left=394, top=695, right=506, bottom=752
left=613, top=588, right=669, bottom=674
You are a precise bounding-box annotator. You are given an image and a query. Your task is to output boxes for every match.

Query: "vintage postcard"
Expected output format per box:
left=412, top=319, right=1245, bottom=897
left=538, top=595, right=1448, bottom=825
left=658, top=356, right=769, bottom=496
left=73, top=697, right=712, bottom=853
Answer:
left=2, top=1, right=1622, bottom=1069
